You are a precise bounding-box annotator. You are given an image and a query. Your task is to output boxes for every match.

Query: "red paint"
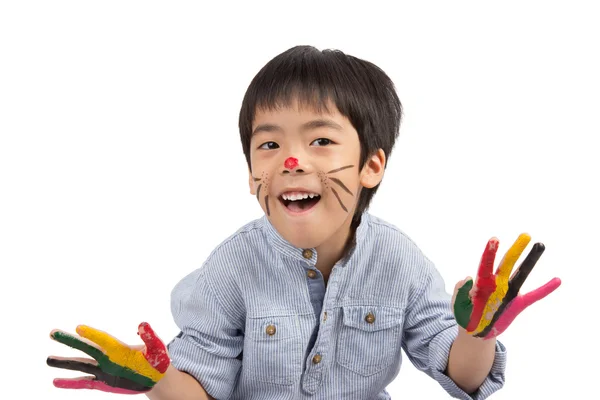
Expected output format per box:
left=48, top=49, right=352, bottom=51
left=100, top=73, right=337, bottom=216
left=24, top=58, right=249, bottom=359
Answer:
left=138, top=322, right=170, bottom=373
left=466, top=238, right=499, bottom=332
left=284, top=157, right=298, bottom=170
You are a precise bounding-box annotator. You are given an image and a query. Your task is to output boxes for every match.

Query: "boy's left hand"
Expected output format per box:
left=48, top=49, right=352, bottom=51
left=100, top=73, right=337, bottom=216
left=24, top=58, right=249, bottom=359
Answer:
left=452, top=233, right=561, bottom=339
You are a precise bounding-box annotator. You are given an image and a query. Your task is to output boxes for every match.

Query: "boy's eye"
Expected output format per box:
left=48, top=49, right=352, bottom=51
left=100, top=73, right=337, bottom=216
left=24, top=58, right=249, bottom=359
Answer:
left=259, top=141, right=279, bottom=150
left=311, top=138, right=333, bottom=146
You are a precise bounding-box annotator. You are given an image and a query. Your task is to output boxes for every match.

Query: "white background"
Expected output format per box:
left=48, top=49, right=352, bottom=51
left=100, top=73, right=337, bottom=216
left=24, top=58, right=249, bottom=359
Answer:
left=1, top=1, right=597, bottom=398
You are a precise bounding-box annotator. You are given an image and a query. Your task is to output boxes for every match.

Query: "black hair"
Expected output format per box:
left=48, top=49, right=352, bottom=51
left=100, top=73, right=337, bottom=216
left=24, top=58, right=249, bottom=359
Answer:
left=238, top=45, right=402, bottom=226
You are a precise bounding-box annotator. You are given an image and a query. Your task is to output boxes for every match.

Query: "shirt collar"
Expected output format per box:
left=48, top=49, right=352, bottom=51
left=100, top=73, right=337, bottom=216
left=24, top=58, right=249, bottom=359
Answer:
left=260, top=212, right=371, bottom=267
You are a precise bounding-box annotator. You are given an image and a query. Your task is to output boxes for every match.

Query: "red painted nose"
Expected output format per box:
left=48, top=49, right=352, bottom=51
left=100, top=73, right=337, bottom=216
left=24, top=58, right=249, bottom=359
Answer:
left=284, top=157, right=299, bottom=170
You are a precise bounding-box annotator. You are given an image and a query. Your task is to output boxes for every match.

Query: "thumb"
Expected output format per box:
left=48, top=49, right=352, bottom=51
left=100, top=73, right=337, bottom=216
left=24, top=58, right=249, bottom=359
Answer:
left=453, top=277, right=474, bottom=329
left=138, top=322, right=170, bottom=374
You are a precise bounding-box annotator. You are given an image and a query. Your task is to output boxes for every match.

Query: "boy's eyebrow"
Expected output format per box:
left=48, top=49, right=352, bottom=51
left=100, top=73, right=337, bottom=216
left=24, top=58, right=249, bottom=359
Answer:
left=252, top=118, right=344, bottom=136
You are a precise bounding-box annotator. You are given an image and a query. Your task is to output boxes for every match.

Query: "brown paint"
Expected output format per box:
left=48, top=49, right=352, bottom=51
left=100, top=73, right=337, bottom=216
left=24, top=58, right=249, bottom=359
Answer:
left=256, top=184, right=262, bottom=201
left=329, top=177, right=353, bottom=196
left=327, top=165, right=354, bottom=174
left=265, top=195, right=270, bottom=216
left=330, top=187, right=347, bottom=212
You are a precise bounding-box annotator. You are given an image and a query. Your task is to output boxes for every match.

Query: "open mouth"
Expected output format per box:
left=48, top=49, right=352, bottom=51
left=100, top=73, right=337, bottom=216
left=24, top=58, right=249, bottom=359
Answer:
left=279, top=192, right=321, bottom=213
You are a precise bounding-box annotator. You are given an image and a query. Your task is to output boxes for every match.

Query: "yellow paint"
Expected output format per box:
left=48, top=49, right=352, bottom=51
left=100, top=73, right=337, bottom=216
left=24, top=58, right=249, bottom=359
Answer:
left=469, top=233, right=531, bottom=334
left=76, top=325, right=165, bottom=382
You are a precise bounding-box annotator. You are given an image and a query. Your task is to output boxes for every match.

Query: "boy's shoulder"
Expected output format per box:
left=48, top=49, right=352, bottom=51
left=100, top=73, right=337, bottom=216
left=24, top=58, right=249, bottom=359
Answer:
left=360, top=213, right=439, bottom=280
left=204, top=215, right=269, bottom=260
left=362, top=213, right=424, bottom=253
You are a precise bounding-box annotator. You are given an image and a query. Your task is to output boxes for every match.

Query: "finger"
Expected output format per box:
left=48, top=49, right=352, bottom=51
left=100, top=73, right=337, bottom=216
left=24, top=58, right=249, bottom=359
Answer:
left=477, top=242, right=547, bottom=337
left=76, top=325, right=130, bottom=357
left=50, top=329, right=105, bottom=362
left=522, top=277, right=561, bottom=308
left=453, top=279, right=473, bottom=329
left=53, top=376, right=149, bottom=394
left=466, top=273, right=496, bottom=333
left=48, top=358, right=156, bottom=392
left=466, top=240, right=499, bottom=332
left=476, top=238, right=500, bottom=280
left=47, top=356, right=98, bottom=365
left=76, top=325, right=166, bottom=384
left=480, top=277, right=561, bottom=339
left=508, top=242, right=546, bottom=294
left=50, top=329, right=158, bottom=388
left=138, top=322, right=170, bottom=374
left=496, top=233, right=531, bottom=280
left=47, top=357, right=100, bottom=376
left=470, top=234, right=531, bottom=334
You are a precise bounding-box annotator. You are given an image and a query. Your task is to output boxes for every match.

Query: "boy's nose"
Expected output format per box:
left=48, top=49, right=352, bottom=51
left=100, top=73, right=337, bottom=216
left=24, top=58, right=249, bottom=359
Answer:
left=282, top=157, right=304, bottom=174
left=284, top=157, right=298, bottom=169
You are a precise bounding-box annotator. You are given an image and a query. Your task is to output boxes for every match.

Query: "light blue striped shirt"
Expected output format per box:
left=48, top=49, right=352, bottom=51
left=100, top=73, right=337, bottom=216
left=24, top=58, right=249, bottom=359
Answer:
left=167, top=212, right=506, bottom=399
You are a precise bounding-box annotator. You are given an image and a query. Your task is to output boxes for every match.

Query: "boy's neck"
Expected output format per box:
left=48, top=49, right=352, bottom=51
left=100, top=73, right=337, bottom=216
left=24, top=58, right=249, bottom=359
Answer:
left=314, top=215, right=359, bottom=284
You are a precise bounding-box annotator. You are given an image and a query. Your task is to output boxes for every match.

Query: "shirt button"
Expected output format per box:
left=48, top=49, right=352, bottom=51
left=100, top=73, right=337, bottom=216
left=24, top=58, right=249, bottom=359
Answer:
left=265, top=325, right=276, bottom=336
left=365, top=312, right=376, bottom=324
left=307, top=270, right=317, bottom=279
left=302, top=249, right=313, bottom=259
left=312, top=354, right=322, bottom=364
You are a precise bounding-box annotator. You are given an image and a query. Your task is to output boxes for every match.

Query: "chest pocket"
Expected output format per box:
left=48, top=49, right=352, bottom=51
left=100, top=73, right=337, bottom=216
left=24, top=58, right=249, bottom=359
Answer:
left=337, top=305, right=404, bottom=376
left=244, top=314, right=302, bottom=385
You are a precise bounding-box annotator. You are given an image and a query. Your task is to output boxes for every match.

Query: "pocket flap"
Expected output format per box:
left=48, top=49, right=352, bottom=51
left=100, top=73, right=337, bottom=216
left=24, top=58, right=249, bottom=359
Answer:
left=342, top=305, right=403, bottom=332
left=247, top=315, right=299, bottom=340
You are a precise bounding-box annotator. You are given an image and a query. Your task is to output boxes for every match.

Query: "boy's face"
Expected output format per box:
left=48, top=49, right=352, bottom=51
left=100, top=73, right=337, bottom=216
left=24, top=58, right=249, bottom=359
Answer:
left=248, top=99, right=384, bottom=250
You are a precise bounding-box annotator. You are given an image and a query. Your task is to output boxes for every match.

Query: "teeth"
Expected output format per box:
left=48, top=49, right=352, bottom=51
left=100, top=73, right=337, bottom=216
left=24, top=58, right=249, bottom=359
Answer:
left=281, top=192, right=320, bottom=201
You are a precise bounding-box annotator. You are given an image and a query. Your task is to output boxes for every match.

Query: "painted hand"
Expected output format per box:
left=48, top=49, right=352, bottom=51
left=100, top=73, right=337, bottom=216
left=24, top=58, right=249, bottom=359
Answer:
left=452, top=233, right=561, bottom=340
left=47, top=322, right=170, bottom=394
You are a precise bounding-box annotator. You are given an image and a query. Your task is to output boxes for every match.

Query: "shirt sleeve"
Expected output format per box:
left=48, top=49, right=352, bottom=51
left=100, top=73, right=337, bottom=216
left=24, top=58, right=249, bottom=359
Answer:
left=166, top=267, right=244, bottom=400
left=401, top=256, right=507, bottom=399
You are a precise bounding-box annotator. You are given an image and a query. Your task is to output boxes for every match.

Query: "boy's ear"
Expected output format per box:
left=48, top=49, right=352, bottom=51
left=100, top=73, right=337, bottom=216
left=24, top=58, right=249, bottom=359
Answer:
left=248, top=168, right=256, bottom=195
left=360, top=149, right=386, bottom=189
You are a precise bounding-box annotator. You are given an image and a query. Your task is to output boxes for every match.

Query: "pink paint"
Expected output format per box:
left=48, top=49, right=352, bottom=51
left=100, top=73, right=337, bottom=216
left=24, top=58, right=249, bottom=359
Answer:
left=284, top=157, right=298, bottom=170
left=138, top=322, right=170, bottom=373
left=484, top=277, right=561, bottom=339
left=53, top=378, right=146, bottom=394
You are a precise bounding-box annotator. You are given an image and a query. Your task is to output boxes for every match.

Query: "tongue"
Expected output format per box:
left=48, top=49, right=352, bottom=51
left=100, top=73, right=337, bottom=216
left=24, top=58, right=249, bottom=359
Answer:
left=288, top=198, right=317, bottom=212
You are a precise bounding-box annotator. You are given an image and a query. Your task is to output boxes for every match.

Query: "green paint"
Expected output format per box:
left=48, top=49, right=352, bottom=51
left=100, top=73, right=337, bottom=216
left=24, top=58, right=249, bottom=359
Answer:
left=51, top=331, right=157, bottom=388
left=453, top=279, right=473, bottom=329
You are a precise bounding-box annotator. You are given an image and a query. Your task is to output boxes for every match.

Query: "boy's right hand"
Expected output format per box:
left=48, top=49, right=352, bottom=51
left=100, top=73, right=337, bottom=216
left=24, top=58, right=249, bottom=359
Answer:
left=47, top=322, right=170, bottom=394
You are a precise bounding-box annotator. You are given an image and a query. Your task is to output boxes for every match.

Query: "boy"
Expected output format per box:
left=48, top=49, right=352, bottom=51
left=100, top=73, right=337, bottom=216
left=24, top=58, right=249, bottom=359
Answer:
left=47, top=45, right=559, bottom=399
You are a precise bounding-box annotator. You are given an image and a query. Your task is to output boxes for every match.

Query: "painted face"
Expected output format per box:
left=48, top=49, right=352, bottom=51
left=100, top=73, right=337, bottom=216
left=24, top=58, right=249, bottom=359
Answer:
left=248, top=100, right=370, bottom=250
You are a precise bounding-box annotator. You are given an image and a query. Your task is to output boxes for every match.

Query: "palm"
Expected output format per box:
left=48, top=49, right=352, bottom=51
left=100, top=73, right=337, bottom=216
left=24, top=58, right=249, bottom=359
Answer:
left=47, top=322, right=169, bottom=394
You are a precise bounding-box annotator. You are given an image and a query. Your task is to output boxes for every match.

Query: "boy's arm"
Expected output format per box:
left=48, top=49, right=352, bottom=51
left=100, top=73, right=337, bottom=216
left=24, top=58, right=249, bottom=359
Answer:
left=165, top=266, right=245, bottom=399
left=446, top=327, right=497, bottom=394
left=146, top=364, right=213, bottom=400
left=401, top=258, right=507, bottom=400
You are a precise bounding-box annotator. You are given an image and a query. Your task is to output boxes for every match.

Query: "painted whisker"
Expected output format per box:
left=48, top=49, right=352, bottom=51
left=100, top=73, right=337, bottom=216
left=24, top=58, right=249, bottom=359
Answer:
left=323, top=165, right=354, bottom=212
left=327, top=165, right=354, bottom=174
left=265, top=195, right=270, bottom=216
left=329, top=177, right=353, bottom=196
left=330, top=187, right=348, bottom=212
left=252, top=173, right=271, bottom=216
